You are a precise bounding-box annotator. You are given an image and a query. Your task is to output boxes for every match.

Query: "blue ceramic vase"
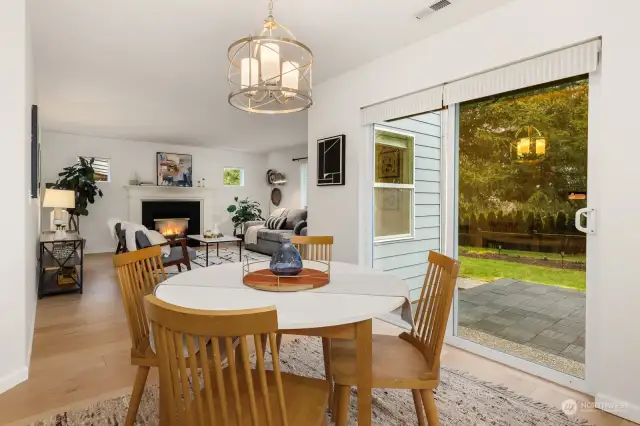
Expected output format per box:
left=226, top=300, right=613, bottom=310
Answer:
left=270, top=237, right=303, bottom=276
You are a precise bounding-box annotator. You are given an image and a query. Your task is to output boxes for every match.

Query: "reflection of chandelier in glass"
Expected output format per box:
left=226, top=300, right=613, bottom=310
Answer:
left=227, top=0, right=313, bottom=114
left=514, top=125, right=547, bottom=162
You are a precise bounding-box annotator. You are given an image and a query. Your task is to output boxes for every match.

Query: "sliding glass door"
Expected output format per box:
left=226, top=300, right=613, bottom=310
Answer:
left=455, top=78, right=589, bottom=378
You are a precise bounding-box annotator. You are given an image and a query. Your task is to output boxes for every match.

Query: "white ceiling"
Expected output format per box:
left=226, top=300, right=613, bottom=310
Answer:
left=29, top=0, right=512, bottom=152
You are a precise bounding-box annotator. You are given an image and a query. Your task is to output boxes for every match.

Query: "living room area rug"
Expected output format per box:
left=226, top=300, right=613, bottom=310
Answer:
left=29, top=337, right=589, bottom=425
left=163, top=245, right=270, bottom=275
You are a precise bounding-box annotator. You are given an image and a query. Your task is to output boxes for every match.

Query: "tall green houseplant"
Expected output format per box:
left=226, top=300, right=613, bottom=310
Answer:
left=55, top=157, right=104, bottom=232
left=227, top=197, right=264, bottom=236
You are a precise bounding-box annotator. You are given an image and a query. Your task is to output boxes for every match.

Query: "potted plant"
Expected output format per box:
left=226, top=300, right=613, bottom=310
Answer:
left=227, top=197, right=264, bottom=236
left=53, top=157, right=104, bottom=232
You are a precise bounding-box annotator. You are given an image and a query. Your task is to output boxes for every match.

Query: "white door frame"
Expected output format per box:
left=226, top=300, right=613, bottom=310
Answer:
left=441, top=74, right=599, bottom=393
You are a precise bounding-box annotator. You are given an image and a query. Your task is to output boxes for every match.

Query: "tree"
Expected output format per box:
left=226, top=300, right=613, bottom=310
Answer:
left=459, top=79, right=588, bottom=220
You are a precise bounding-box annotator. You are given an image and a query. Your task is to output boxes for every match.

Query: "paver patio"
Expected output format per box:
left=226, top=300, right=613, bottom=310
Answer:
left=458, top=278, right=585, bottom=363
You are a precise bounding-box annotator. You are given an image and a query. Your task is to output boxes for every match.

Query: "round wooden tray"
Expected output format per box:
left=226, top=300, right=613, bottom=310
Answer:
left=243, top=268, right=329, bottom=292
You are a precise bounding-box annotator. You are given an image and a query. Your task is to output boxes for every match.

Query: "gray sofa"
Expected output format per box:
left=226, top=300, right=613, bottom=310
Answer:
left=244, top=208, right=307, bottom=256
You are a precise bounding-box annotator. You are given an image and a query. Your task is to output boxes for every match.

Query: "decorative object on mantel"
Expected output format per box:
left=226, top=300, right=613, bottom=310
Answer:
left=227, top=196, right=264, bottom=236
left=227, top=0, right=313, bottom=114
left=156, top=152, right=193, bottom=187
left=52, top=156, right=104, bottom=232
left=270, top=187, right=282, bottom=206
left=43, top=189, right=75, bottom=240
left=317, top=134, right=346, bottom=186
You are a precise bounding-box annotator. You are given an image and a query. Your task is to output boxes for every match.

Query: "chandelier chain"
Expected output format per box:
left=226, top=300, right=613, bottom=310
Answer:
left=268, top=0, right=274, bottom=17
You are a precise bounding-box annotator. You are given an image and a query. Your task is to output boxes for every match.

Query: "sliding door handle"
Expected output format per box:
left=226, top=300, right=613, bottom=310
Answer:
left=575, top=208, right=596, bottom=234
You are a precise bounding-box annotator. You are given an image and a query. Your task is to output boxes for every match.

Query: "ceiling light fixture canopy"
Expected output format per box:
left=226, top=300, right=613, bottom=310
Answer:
left=228, top=0, right=313, bottom=114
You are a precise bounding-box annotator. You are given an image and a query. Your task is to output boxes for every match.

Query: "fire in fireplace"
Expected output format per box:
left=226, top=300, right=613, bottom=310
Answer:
left=154, top=218, right=190, bottom=238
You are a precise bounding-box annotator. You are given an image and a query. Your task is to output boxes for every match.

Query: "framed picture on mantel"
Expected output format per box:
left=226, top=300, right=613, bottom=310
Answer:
left=157, top=152, right=193, bottom=187
left=317, top=135, right=345, bottom=186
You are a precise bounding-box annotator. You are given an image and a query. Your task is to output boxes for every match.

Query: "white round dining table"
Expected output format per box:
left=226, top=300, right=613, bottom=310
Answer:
left=153, top=260, right=412, bottom=426
left=154, top=261, right=408, bottom=329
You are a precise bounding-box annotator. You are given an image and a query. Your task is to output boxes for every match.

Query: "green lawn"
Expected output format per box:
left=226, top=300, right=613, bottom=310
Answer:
left=459, top=246, right=585, bottom=262
left=460, top=256, right=586, bottom=292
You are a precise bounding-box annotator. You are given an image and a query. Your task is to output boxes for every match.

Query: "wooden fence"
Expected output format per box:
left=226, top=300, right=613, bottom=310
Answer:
left=459, top=211, right=586, bottom=254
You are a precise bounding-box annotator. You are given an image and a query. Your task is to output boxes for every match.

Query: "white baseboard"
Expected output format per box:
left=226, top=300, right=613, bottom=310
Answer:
left=0, top=367, right=28, bottom=395
left=595, top=393, right=640, bottom=423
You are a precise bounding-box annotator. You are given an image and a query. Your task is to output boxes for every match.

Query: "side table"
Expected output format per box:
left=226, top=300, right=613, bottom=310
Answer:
left=38, top=231, right=85, bottom=298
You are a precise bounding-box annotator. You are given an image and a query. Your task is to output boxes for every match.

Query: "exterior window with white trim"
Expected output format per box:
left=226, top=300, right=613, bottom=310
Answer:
left=223, top=168, right=244, bottom=186
left=78, top=156, right=110, bottom=182
left=374, top=128, right=415, bottom=241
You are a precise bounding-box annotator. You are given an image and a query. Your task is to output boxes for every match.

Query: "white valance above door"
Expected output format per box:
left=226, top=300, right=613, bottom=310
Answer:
left=361, top=85, right=443, bottom=125
left=360, top=39, right=601, bottom=125
left=443, top=40, right=601, bottom=105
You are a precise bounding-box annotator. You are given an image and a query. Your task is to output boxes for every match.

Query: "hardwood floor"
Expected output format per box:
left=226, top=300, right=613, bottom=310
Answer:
left=0, top=252, right=633, bottom=425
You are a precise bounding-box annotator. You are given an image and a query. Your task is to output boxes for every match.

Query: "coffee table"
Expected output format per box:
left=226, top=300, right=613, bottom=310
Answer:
left=187, top=235, right=242, bottom=266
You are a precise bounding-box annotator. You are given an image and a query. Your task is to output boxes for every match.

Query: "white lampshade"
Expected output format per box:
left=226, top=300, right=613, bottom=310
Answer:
left=43, top=189, right=75, bottom=209
left=260, top=42, right=280, bottom=84
left=282, top=61, right=299, bottom=98
left=240, top=57, right=259, bottom=90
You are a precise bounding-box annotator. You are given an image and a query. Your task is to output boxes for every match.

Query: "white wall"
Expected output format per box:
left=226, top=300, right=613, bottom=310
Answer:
left=266, top=144, right=308, bottom=214
left=0, top=0, right=38, bottom=394
left=308, top=0, right=640, bottom=421
left=41, top=132, right=271, bottom=253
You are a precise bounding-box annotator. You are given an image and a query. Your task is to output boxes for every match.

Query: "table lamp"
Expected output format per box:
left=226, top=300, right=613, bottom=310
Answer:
left=43, top=189, right=75, bottom=240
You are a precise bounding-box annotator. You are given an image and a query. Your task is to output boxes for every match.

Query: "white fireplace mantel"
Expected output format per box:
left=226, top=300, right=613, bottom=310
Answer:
left=123, top=185, right=215, bottom=232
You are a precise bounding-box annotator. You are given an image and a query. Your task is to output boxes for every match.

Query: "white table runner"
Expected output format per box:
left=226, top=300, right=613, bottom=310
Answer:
left=156, top=261, right=414, bottom=328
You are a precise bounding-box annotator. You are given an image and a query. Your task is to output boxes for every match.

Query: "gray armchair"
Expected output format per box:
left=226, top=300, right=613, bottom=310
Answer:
left=114, top=223, right=196, bottom=272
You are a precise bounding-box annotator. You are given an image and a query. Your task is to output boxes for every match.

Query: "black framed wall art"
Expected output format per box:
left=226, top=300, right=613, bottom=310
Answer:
left=30, top=105, right=40, bottom=198
left=317, top=135, right=345, bottom=186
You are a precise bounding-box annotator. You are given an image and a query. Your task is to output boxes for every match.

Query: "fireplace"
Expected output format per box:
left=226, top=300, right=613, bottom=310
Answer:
left=154, top=218, right=190, bottom=238
left=141, top=201, right=200, bottom=246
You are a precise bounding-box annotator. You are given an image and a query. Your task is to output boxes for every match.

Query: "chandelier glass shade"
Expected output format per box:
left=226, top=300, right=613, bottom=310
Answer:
left=228, top=1, right=313, bottom=114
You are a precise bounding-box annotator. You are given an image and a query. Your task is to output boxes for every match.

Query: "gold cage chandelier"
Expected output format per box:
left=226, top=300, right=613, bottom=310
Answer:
left=227, top=0, right=313, bottom=114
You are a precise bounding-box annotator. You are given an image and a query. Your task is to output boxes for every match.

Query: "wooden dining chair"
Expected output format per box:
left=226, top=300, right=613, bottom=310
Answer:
left=144, top=295, right=330, bottom=426
left=330, top=251, right=460, bottom=426
left=288, top=235, right=335, bottom=404
left=290, top=235, right=333, bottom=262
left=113, top=246, right=167, bottom=426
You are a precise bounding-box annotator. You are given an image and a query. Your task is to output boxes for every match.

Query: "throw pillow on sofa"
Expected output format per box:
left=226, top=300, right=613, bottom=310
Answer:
left=266, top=216, right=286, bottom=230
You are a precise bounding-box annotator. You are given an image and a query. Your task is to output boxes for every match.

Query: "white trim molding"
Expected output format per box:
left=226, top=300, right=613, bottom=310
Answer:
left=595, top=393, right=640, bottom=424
left=0, top=366, right=28, bottom=395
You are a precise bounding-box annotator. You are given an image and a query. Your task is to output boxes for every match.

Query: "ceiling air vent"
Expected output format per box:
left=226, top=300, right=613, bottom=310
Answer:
left=430, top=0, right=452, bottom=11
left=415, top=0, right=453, bottom=19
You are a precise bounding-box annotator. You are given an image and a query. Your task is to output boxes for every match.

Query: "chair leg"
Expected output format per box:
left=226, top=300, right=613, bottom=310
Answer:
left=335, top=385, right=350, bottom=426
left=330, top=383, right=339, bottom=418
left=126, top=366, right=150, bottom=426
left=185, top=260, right=191, bottom=271
left=275, top=332, right=283, bottom=353
left=412, top=389, right=426, bottom=426
left=420, top=389, right=439, bottom=426
left=321, top=337, right=333, bottom=408
left=177, top=264, right=182, bottom=272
